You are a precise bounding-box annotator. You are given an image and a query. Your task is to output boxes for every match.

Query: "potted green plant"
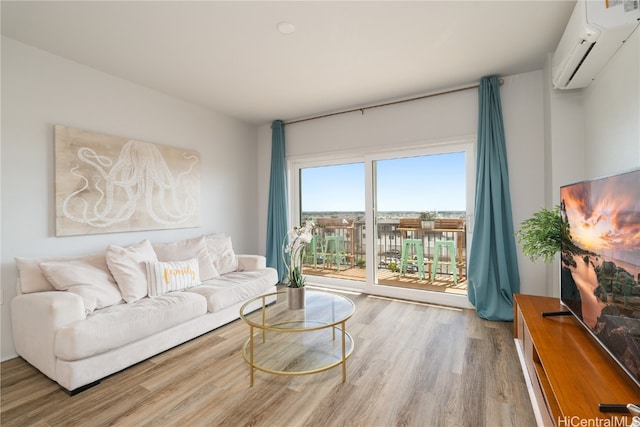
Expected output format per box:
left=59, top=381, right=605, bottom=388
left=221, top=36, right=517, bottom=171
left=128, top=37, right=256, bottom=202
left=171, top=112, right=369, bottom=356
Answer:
left=420, top=210, right=437, bottom=229
left=387, top=261, right=398, bottom=273
left=515, top=205, right=565, bottom=263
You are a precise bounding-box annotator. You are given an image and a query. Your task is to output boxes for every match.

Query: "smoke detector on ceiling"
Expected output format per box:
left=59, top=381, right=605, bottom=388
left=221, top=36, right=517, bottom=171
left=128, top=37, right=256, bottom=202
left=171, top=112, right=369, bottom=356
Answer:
left=277, top=22, right=296, bottom=35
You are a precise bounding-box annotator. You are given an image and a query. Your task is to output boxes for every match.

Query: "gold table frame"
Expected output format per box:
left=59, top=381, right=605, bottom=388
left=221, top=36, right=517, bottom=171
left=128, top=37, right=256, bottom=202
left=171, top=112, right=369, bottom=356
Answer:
left=239, top=290, right=355, bottom=386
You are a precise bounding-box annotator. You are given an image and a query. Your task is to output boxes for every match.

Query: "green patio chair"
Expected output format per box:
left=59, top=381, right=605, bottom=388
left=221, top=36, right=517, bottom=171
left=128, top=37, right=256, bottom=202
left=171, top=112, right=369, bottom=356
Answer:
left=433, top=240, right=457, bottom=284
left=399, top=239, right=424, bottom=280
left=303, top=234, right=321, bottom=269
left=324, top=235, right=345, bottom=271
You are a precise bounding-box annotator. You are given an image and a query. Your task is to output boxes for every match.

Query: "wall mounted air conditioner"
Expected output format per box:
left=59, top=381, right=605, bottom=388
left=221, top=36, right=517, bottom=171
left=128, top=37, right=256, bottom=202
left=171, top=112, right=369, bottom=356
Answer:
left=552, top=0, right=639, bottom=90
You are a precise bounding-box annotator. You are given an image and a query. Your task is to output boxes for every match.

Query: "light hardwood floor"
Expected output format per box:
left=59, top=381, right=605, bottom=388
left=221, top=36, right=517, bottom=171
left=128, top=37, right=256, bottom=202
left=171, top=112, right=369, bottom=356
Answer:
left=1, top=290, right=536, bottom=427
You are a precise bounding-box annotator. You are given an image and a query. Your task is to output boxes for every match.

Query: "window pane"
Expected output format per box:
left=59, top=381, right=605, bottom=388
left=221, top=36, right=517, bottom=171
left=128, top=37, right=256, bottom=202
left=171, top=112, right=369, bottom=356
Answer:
left=376, top=152, right=466, bottom=212
left=300, top=163, right=365, bottom=213
left=300, top=163, right=366, bottom=283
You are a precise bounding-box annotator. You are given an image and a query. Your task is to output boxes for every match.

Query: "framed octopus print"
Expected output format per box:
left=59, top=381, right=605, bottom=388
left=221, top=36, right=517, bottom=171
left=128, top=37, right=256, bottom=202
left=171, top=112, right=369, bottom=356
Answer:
left=54, top=125, right=201, bottom=236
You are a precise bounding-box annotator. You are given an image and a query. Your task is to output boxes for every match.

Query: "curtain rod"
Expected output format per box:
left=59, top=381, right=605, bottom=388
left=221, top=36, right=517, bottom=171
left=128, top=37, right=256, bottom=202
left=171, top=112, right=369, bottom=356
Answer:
left=284, top=78, right=504, bottom=125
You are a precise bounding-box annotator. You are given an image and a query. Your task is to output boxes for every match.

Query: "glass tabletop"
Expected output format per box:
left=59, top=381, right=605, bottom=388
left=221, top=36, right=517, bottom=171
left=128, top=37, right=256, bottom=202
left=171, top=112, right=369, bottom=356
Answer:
left=240, top=289, right=355, bottom=331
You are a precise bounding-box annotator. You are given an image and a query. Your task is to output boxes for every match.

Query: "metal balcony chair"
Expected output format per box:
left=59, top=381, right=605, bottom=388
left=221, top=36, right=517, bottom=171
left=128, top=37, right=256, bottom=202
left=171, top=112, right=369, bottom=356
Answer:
left=323, top=235, right=345, bottom=271
left=399, top=239, right=425, bottom=280
left=303, top=234, right=321, bottom=269
left=433, top=240, right=457, bottom=284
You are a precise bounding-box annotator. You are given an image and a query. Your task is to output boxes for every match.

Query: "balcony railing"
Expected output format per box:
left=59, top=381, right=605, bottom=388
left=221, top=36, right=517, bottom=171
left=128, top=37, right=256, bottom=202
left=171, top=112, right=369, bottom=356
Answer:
left=303, top=216, right=467, bottom=283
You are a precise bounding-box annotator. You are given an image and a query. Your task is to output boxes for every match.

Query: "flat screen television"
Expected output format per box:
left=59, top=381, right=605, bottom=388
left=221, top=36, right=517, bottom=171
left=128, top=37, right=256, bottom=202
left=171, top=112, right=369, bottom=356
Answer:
left=560, top=167, right=640, bottom=389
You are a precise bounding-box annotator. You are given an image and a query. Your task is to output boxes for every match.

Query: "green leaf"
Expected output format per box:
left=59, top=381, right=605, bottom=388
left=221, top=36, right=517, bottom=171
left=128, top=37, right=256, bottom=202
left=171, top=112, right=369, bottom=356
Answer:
left=288, top=266, right=306, bottom=288
left=515, top=206, right=564, bottom=264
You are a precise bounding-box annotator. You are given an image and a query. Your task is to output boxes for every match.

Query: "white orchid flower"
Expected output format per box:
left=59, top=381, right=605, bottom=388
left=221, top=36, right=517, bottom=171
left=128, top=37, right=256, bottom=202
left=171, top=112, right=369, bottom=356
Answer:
left=281, top=221, right=318, bottom=288
left=299, top=231, right=312, bottom=244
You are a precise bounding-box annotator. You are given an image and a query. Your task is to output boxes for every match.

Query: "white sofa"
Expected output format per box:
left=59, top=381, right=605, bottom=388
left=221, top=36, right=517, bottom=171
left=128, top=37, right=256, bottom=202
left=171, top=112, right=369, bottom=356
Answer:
left=11, top=234, right=278, bottom=394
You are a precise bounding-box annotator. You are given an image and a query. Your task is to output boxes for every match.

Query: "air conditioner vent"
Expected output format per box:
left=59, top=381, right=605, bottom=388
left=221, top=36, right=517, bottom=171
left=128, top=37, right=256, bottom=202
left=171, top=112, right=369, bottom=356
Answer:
left=566, top=41, right=597, bottom=86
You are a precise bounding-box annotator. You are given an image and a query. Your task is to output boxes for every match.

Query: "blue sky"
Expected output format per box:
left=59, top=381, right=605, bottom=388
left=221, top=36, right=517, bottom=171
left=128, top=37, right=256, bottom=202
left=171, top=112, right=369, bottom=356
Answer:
left=301, top=152, right=466, bottom=212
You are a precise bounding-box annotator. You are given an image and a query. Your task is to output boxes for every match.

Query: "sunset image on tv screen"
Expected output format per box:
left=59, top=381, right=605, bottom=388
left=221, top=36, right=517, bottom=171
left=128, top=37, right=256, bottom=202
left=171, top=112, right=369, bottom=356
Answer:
left=560, top=168, right=640, bottom=386
left=562, top=173, right=640, bottom=274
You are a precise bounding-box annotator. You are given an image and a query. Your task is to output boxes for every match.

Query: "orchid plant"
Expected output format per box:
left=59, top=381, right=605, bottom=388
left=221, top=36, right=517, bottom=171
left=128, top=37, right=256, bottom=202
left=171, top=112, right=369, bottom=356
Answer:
left=283, top=220, right=316, bottom=288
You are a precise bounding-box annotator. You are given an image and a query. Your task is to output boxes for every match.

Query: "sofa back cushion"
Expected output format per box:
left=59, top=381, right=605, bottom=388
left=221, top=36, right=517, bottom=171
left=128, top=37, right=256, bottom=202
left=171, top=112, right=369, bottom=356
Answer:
left=146, top=258, right=200, bottom=297
left=205, top=234, right=239, bottom=275
left=39, top=259, right=123, bottom=313
left=152, top=236, right=219, bottom=281
left=16, top=252, right=109, bottom=294
left=106, top=239, right=158, bottom=303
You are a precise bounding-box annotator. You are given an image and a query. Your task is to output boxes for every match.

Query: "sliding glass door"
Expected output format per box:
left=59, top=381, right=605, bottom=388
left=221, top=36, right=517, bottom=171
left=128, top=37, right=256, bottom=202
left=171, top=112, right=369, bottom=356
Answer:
left=291, top=140, right=474, bottom=307
left=373, top=152, right=468, bottom=293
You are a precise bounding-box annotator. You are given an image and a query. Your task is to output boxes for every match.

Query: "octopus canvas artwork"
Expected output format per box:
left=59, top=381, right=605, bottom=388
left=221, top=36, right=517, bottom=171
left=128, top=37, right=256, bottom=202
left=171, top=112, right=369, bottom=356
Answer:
left=55, top=125, right=200, bottom=236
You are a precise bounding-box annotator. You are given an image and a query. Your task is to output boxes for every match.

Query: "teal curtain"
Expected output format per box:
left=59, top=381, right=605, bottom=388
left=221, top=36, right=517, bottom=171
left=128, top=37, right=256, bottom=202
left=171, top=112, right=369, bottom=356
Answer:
left=266, top=120, right=288, bottom=282
left=467, top=76, right=520, bottom=321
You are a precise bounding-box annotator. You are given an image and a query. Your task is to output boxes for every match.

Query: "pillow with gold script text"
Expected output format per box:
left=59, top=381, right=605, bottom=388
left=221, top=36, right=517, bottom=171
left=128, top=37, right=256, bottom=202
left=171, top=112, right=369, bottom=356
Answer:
left=145, top=258, right=200, bottom=297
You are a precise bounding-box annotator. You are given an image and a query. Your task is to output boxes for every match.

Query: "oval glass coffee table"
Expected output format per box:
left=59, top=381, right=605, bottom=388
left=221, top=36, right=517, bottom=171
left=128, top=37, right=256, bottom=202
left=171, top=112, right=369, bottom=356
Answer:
left=239, top=289, right=355, bottom=386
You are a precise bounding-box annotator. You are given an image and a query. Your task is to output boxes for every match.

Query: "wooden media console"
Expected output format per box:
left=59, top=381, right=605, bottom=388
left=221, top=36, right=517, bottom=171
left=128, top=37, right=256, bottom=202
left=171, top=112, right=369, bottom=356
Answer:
left=514, top=294, right=640, bottom=426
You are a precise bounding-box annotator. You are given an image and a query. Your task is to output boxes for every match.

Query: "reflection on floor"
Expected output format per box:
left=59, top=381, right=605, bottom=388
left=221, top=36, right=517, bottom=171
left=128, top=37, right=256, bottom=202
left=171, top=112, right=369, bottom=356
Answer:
left=302, top=265, right=467, bottom=295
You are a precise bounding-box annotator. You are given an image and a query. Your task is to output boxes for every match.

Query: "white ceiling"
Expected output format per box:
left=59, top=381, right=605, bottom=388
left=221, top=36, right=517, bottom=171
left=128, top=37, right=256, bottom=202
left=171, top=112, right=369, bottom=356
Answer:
left=1, top=1, right=576, bottom=125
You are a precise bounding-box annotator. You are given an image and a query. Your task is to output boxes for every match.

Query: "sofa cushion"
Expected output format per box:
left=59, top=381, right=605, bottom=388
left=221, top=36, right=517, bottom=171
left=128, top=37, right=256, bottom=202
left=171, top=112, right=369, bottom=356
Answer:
left=54, top=292, right=207, bottom=361
left=152, top=236, right=219, bottom=281
left=16, top=253, right=109, bottom=294
left=146, top=258, right=200, bottom=297
left=39, top=259, right=123, bottom=314
left=106, top=239, right=158, bottom=303
left=186, top=268, right=277, bottom=312
left=205, top=234, right=238, bottom=274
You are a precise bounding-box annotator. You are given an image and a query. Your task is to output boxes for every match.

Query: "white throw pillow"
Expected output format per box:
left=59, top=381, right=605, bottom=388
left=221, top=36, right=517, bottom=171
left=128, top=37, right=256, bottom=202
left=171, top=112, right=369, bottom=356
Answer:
left=106, top=239, right=158, bottom=303
left=17, top=253, right=110, bottom=294
left=39, top=259, right=123, bottom=314
left=205, top=234, right=239, bottom=275
left=145, top=258, right=200, bottom=297
left=152, top=236, right=219, bottom=281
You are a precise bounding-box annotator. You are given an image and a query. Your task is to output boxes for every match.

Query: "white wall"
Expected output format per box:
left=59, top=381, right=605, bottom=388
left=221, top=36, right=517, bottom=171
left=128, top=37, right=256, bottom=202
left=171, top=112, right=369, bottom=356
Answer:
left=501, top=72, right=547, bottom=297
left=545, top=56, right=586, bottom=297
left=258, top=71, right=548, bottom=298
left=583, top=27, right=640, bottom=177
left=0, top=37, right=260, bottom=360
